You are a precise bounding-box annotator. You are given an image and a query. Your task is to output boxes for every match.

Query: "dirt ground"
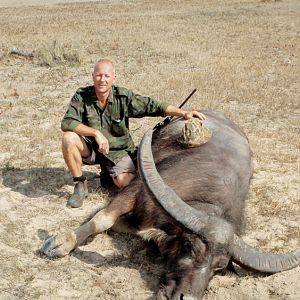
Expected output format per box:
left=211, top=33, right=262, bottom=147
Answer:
left=0, top=0, right=299, bottom=299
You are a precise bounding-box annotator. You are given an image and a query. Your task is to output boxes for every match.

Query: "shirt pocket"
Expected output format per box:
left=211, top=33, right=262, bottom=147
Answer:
left=111, top=115, right=128, bottom=137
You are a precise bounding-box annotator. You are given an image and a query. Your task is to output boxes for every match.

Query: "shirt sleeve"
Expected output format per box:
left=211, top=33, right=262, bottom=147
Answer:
left=61, top=91, right=84, bottom=131
left=127, top=89, right=169, bottom=118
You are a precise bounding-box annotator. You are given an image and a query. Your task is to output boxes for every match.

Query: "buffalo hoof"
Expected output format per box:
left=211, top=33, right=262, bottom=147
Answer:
left=41, top=230, right=77, bottom=258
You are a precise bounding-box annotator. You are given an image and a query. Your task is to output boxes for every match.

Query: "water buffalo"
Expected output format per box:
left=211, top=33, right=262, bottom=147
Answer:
left=42, top=110, right=300, bottom=299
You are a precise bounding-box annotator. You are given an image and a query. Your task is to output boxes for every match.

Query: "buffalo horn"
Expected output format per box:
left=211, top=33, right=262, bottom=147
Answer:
left=138, top=129, right=211, bottom=237
left=138, top=129, right=300, bottom=273
left=230, top=235, right=300, bottom=273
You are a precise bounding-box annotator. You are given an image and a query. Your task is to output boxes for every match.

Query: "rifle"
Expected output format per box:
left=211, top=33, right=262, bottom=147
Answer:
left=153, top=88, right=197, bottom=132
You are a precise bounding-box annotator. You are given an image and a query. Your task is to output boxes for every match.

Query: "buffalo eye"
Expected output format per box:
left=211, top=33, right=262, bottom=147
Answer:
left=182, top=239, right=192, bottom=255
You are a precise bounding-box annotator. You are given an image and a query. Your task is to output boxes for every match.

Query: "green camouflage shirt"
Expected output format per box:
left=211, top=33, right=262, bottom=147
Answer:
left=61, top=85, right=169, bottom=164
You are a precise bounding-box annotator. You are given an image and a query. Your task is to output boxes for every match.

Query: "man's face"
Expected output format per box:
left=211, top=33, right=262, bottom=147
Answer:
left=92, top=61, right=115, bottom=96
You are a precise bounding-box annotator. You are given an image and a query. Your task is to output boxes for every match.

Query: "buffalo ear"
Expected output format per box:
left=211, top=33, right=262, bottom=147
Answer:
left=159, top=235, right=182, bottom=258
left=182, top=234, right=207, bottom=259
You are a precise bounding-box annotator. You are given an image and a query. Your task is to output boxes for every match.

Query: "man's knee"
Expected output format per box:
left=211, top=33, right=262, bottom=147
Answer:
left=62, top=131, right=82, bottom=150
left=62, top=131, right=80, bottom=143
left=113, top=172, right=136, bottom=189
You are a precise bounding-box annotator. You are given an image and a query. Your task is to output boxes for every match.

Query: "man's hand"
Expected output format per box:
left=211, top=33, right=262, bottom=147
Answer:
left=95, top=131, right=109, bottom=154
left=165, top=105, right=207, bottom=121
left=184, top=110, right=207, bottom=120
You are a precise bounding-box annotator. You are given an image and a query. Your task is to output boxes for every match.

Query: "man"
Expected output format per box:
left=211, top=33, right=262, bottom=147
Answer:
left=61, top=59, right=206, bottom=208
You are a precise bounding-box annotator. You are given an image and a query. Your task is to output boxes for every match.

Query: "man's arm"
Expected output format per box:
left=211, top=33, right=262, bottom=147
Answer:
left=61, top=89, right=109, bottom=154
left=72, top=124, right=109, bottom=154
left=125, top=87, right=206, bottom=120
left=165, top=105, right=207, bottom=120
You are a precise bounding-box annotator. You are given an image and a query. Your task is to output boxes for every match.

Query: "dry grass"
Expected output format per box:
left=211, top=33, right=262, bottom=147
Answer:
left=0, top=0, right=299, bottom=299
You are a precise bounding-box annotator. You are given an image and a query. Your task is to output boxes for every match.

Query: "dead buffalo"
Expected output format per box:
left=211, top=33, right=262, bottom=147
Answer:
left=42, top=110, right=300, bottom=299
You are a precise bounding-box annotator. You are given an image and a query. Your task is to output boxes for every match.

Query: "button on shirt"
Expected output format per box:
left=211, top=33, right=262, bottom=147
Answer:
left=61, top=85, right=168, bottom=164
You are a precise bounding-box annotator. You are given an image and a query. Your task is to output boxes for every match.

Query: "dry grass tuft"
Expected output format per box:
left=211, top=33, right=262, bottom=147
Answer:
left=39, top=40, right=82, bottom=66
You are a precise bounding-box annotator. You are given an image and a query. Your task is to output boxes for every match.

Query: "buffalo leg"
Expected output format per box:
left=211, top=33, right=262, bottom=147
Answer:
left=42, top=195, right=135, bottom=258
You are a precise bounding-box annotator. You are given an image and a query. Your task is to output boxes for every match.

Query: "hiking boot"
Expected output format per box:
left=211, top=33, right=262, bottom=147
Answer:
left=67, top=180, right=88, bottom=208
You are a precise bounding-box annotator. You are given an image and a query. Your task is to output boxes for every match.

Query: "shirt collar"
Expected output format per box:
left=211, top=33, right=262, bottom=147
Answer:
left=91, top=86, right=114, bottom=104
left=107, top=86, right=115, bottom=104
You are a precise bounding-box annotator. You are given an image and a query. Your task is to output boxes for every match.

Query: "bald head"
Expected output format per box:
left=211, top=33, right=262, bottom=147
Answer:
left=94, top=59, right=115, bottom=76
left=92, top=59, right=116, bottom=100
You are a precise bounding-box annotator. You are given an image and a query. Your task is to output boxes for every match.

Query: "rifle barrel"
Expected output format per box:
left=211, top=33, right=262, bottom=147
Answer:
left=153, top=88, right=197, bottom=131
left=179, top=88, right=197, bottom=109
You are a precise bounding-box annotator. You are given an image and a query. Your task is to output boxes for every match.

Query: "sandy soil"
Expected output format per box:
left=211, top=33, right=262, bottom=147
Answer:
left=0, top=0, right=100, bottom=7
left=0, top=0, right=299, bottom=299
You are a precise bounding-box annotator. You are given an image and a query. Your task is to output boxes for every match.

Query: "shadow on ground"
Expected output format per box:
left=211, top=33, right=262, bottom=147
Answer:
left=1, top=166, right=101, bottom=198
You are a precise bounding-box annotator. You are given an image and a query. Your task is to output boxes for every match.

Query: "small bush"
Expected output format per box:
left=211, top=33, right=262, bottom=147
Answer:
left=40, top=41, right=81, bottom=66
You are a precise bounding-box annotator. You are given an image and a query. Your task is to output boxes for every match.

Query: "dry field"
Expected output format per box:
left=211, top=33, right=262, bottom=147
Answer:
left=0, top=0, right=299, bottom=299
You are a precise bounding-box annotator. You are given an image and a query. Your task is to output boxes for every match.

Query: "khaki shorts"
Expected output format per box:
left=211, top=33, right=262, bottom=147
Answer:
left=82, top=137, right=136, bottom=178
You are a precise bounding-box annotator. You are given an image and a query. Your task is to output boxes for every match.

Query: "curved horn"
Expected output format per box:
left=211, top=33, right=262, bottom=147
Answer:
left=138, top=129, right=300, bottom=273
left=230, top=235, right=300, bottom=273
left=138, top=129, right=233, bottom=245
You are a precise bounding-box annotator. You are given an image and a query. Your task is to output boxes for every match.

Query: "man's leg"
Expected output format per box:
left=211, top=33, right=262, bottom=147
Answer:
left=62, top=131, right=90, bottom=208
left=106, top=155, right=136, bottom=189
left=112, top=172, right=136, bottom=189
